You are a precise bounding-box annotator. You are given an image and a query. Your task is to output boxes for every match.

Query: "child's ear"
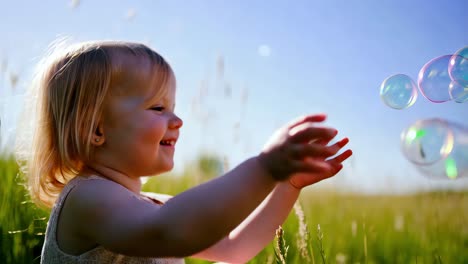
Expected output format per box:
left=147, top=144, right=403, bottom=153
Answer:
left=92, top=125, right=105, bottom=145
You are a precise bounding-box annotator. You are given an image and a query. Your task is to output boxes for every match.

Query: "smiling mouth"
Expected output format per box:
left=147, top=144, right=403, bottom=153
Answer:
left=160, top=139, right=176, bottom=146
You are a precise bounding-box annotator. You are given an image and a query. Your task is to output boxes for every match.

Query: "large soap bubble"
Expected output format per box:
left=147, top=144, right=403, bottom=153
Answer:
left=417, top=55, right=453, bottom=103
left=401, top=118, right=468, bottom=179
left=400, top=118, right=453, bottom=165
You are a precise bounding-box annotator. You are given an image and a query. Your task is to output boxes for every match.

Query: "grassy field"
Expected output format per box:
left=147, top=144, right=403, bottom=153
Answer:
left=1, top=155, right=467, bottom=263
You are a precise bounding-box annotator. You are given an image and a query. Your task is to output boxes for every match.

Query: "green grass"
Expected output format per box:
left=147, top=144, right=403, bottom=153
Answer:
left=0, top=155, right=49, bottom=263
left=1, top=155, right=467, bottom=263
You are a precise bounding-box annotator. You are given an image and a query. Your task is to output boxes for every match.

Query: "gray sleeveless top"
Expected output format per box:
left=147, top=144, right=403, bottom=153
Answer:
left=40, top=175, right=185, bottom=264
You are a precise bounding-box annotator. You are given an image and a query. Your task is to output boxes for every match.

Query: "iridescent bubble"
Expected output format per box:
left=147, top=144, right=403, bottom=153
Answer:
left=417, top=55, right=453, bottom=103
left=449, top=81, right=468, bottom=103
left=402, top=118, right=468, bottom=179
left=400, top=118, right=453, bottom=165
left=448, top=46, right=468, bottom=88
left=380, top=74, right=418, bottom=109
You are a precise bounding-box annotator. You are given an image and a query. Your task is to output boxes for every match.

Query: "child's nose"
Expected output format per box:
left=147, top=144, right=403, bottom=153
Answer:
left=169, top=114, right=183, bottom=129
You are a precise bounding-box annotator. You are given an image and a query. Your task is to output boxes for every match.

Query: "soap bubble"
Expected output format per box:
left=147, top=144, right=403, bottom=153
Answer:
left=448, top=46, right=468, bottom=88
left=401, top=118, right=468, bottom=179
left=380, top=74, right=418, bottom=109
left=258, top=45, right=271, bottom=57
left=417, top=55, right=453, bottom=103
left=400, top=118, right=453, bottom=165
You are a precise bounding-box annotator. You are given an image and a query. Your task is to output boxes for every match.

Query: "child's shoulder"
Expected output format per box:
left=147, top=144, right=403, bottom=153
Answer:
left=54, top=176, right=139, bottom=254
left=57, top=176, right=180, bottom=257
left=64, top=176, right=145, bottom=221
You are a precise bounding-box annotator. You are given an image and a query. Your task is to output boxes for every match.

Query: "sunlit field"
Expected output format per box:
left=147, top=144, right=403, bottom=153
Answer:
left=1, top=155, right=467, bottom=264
left=1, top=1, right=467, bottom=263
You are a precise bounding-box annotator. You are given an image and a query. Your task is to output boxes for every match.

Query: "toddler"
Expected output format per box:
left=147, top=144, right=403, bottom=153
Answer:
left=15, top=40, right=352, bottom=263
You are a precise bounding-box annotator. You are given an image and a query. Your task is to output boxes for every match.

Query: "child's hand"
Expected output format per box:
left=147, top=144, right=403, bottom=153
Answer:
left=257, top=114, right=342, bottom=181
left=289, top=137, right=352, bottom=189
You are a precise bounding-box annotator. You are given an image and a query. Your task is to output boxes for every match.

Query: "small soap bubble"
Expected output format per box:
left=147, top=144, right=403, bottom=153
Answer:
left=258, top=45, right=271, bottom=57
left=400, top=118, right=453, bottom=165
left=448, top=46, right=468, bottom=88
left=125, top=8, right=137, bottom=21
left=417, top=55, right=453, bottom=103
left=449, top=81, right=468, bottom=103
left=380, top=74, right=418, bottom=109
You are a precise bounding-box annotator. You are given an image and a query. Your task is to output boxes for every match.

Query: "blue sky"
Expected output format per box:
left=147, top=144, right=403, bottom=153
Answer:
left=1, top=0, right=467, bottom=193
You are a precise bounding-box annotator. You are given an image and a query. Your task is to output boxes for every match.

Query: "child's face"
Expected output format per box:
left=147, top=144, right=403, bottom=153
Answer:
left=98, top=56, right=183, bottom=178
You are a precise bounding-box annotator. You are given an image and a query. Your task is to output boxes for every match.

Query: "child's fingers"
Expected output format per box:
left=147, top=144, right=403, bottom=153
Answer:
left=326, top=137, right=350, bottom=152
left=294, top=159, right=332, bottom=174
left=316, top=136, right=349, bottom=146
left=290, top=142, right=339, bottom=159
left=289, top=125, right=337, bottom=144
left=327, top=149, right=353, bottom=164
left=291, top=138, right=350, bottom=162
left=329, top=162, right=344, bottom=175
left=287, top=114, right=327, bottom=129
left=310, top=137, right=350, bottom=159
left=311, top=138, right=332, bottom=146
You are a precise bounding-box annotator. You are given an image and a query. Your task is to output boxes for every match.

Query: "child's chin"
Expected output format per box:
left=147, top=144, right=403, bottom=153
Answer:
left=159, top=162, right=174, bottom=173
left=164, top=165, right=174, bottom=172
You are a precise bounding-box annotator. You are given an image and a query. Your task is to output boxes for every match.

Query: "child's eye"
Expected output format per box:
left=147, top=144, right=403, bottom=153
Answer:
left=151, top=106, right=165, bottom=112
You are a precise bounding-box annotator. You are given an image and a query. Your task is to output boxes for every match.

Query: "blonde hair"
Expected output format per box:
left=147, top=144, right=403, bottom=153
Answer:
left=15, top=39, right=175, bottom=208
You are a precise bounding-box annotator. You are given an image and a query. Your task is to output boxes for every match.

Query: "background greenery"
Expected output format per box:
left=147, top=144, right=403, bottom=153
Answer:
left=1, top=155, right=467, bottom=263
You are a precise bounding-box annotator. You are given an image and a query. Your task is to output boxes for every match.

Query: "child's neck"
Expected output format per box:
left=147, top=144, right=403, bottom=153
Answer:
left=81, top=165, right=142, bottom=194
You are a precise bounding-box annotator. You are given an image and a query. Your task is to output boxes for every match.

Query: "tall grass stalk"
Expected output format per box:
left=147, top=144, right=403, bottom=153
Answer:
left=274, top=226, right=289, bottom=264
left=316, top=224, right=326, bottom=264
left=293, top=202, right=315, bottom=264
left=363, top=222, right=368, bottom=264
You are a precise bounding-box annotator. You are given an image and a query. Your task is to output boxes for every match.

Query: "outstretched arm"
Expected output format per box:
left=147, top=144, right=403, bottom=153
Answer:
left=193, top=138, right=352, bottom=263
left=73, top=114, right=339, bottom=258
